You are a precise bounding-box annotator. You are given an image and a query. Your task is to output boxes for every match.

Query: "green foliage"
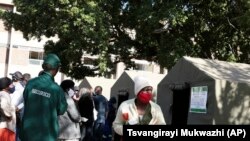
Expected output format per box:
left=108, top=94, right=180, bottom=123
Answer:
left=154, top=0, right=250, bottom=69
left=1, top=0, right=113, bottom=79
left=1, top=0, right=250, bottom=79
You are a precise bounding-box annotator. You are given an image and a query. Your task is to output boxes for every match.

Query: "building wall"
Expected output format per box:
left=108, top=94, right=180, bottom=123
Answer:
left=0, top=20, right=9, bottom=44
left=0, top=0, right=12, bottom=5
left=0, top=47, right=7, bottom=63
left=0, top=47, right=7, bottom=77
left=11, top=48, right=29, bottom=65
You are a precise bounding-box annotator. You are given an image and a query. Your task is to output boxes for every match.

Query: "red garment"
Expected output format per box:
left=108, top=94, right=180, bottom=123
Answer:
left=0, top=128, right=15, bottom=141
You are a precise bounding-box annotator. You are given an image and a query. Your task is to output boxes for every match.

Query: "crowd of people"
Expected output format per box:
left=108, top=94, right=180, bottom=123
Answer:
left=0, top=53, right=166, bottom=141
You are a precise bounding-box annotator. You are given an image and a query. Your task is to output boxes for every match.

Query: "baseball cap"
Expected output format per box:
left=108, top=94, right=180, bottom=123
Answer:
left=43, top=53, right=61, bottom=69
left=9, top=71, right=23, bottom=81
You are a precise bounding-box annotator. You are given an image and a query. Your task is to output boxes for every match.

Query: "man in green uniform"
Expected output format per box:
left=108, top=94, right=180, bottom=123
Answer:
left=20, top=53, right=68, bottom=141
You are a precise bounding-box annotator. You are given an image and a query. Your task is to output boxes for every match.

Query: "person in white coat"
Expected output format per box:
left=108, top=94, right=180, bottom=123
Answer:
left=58, top=79, right=86, bottom=141
left=113, top=75, right=166, bottom=136
left=9, top=71, right=24, bottom=141
left=9, top=71, right=25, bottom=114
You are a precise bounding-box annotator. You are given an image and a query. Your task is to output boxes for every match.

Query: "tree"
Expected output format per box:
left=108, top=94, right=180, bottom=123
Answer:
left=154, top=0, right=250, bottom=68
left=99, top=0, right=250, bottom=70
left=1, top=0, right=114, bottom=79
left=1, top=0, right=250, bottom=79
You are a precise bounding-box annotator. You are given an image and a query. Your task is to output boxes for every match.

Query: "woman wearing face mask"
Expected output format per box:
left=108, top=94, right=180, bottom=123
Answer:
left=113, top=76, right=166, bottom=136
left=0, top=77, right=16, bottom=141
left=58, top=79, right=85, bottom=141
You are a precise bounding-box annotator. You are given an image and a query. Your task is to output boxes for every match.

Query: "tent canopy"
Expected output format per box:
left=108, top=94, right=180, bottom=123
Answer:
left=78, top=76, right=116, bottom=99
left=158, top=56, right=250, bottom=125
left=111, top=70, right=165, bottom=107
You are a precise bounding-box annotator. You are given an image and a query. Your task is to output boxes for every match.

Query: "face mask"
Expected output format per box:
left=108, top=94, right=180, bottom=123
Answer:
left=68, top=88, right=75, bottom=97
left=137, top=91, right=152, bottom=104
left=8, top=86, right=15, bottom=93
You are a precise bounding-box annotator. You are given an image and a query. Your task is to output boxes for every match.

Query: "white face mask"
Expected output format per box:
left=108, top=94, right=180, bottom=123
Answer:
left=68, top=88, right=75, bottom=97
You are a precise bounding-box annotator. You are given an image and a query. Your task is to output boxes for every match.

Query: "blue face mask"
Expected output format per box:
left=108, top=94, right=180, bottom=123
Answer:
left=8, top=86, right=15, bottom=93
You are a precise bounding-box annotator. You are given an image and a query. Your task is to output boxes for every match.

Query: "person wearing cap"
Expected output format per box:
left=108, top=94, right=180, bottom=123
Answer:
left=9, top=71, right=24, bottom=114
left=20, top=53, right=68, bottom=141
left=9, top=71, right=25, bottom=141
left=0, top=77, right=16, bottom=141
left=9, top=71, right=23, bottom=82
left=112, top=75, right=166, bottom=136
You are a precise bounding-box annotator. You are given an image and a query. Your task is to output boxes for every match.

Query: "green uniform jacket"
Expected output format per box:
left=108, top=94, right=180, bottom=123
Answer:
left=20, top=72, right=68, bottom=141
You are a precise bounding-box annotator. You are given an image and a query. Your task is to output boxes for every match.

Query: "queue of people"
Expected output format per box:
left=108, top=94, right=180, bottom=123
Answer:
left=0, top=53, right=166, bottom=141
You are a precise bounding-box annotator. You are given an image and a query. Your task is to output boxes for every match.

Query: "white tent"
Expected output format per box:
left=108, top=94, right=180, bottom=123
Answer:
left=110, top=70, right=165, bottom=107
left=158, top=56, right=250, bottom=125
left=78, top=76, right=116, bottom=100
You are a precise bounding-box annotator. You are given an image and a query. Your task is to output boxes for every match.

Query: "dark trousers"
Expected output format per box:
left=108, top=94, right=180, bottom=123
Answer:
left=93, top=122, right=105, bottom=141
left=81, top=123, right=93, bottom=141
left=103, top=120, right=113, bottom=141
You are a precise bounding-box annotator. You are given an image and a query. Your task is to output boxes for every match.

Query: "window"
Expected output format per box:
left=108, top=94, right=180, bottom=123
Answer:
left=29, top=51, right=44, bottom=60
left=135, top=63, right=153, bottom=72
left=29, top=51, right=44, bottom=65
left=83, top=57, right=95, bottom=65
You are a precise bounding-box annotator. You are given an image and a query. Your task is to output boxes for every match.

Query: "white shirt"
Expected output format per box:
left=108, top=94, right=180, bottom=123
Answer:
left=0, top=91, right=16, bottom=132
left=11, top=81, right=24, bottom=110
